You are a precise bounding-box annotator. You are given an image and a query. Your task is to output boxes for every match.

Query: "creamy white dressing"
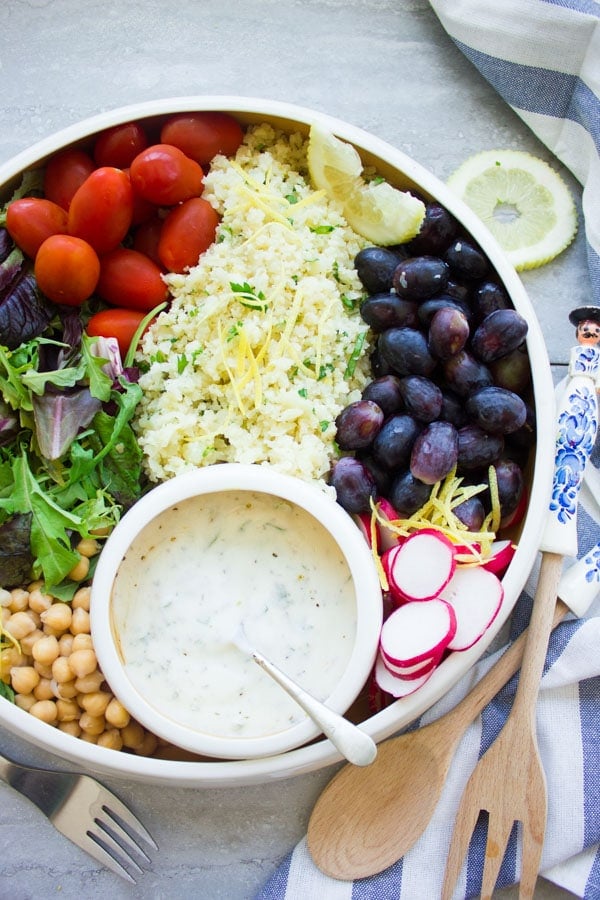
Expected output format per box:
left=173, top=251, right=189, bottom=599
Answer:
left=111, top=490, right=357, bottom=740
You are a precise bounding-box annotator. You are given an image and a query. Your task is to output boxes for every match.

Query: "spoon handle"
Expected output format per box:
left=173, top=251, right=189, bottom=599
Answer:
left=249, top=648, right=377, bottom=767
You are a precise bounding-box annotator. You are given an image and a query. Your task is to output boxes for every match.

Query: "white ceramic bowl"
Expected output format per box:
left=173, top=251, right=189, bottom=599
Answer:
left=0, top=96, right=555, bottom=785
left=90, top=463, right=383, bottom=759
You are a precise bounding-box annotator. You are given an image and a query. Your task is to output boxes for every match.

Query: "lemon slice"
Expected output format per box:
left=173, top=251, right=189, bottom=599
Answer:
left=307, top=124, right=425, bottom=245
left=307, top=124, right=363, bottom=199
left=447, top=150, right=577, bottom=271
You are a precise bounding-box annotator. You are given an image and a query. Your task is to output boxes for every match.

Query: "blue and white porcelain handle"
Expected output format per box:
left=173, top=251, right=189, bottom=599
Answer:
left=558, top=539, right=600, bottom=617
left=540, top=344, right=600, bottom=558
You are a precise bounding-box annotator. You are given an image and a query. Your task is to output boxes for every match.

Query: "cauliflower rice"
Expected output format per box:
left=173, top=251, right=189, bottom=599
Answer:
left=135, top=123, right=371, bottom=488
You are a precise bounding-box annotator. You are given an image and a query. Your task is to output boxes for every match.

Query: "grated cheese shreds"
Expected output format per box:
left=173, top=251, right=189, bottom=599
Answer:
left=370, top=467, right=500, bottom=575
left=135, top=124, right=371, bottom=489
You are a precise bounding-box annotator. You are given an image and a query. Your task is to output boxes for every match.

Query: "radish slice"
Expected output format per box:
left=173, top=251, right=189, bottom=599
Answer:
left=482, top=539, right=516, bottom=576
left=380, top=597, right=457, bottom=666
left=353, top=511, right=375, bottom=547
left=375, top=654, right=435, bottom=697
left=441, top=566, right=504, bottom=651
left=377, top=498, right=403, bottom=552
left=382, top=528, right=456, bottom=603
left=381, top=653, right=437, bottom=680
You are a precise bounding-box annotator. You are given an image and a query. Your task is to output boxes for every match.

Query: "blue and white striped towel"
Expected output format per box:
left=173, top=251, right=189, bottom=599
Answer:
left=257, top=2, right=600, bottom=897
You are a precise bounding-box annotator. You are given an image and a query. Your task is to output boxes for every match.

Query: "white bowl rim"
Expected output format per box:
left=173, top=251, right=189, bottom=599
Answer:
left=90, top=463, right=383, bottom=759
left=0, top=94, right=555, bottom=786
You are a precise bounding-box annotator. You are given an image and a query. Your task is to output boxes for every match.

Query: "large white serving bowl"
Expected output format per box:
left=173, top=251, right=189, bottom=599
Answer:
left=0, top=96, right=555, bottom=786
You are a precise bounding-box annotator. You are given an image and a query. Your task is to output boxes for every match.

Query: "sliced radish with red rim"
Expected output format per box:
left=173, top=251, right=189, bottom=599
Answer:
left=440, top=565, right=504, bottom=651
left=380, top=597, right=456, bottom=667
left=382, top=528, right=456, bottom=603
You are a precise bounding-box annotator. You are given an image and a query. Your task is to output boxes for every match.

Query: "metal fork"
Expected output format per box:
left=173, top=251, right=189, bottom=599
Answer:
left=0, top=749, right=157, bottom=882
left=441, top=551, right=563, bottom=900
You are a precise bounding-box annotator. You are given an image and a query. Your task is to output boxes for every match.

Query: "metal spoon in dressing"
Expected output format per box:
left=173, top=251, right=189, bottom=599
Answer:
left=233, top=627, right=377, bottom=767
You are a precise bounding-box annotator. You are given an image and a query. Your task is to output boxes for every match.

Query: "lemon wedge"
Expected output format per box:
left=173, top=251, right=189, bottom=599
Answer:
left=307, top=124, right=425, bottom=245
left=447, top=150, right=577, bottom=271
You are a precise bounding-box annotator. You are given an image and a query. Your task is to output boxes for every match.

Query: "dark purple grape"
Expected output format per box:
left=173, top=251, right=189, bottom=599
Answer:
left=428, top=307, right=470, bottom=360
left=392, top=256, right=449, bottom=301
left=444, top=238, right=489, bottom=281
left=358, top=453, right=394, bottom=495
left=360, top=292, right=419, bottom=332
left=372, top=413, right=421, bottom=469
left=408, top=202, right=458, bottom=255
left=466, top=386, right=527, bottom=435
left=398, top=375, right=443, bottom=422
left=444, top=278, right=471, bottom=305
left=329, top=456, right=377, bottom=513
left=361, top=375, right=404, bottom=416
left=369, top=347, right=394, bottom=378
left=489, top=345, right=532, bottom=393
left=443, top=351, right=493, bottom=397
left=473, top=280, right=511, bottom=321
left=457, top=424, right=504, bottom=470
left=506, top=403, right=536, bottom=450
left=471, top=309, right=529, bottom=363
left=335, top=400, right=384, bottom=450
left=378, top=327, right=437, bottom=377
left=440, top=390, right=468, bottom=428
left=493, top=457, right=525, bottom=522
left=410, top=420, right=458, bottom=485
left=388, top=470, right=432, bottom=516
left=354, top=247, right=406, bottom=294
left=454, top=497, right=485, bottom=531
left=417, top=294, right=472, bottom=329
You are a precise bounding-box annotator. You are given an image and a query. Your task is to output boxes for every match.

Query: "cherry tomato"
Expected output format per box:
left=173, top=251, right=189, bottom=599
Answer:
left=43, top=148, right=95, bottom=210
left=158, top=197, right=219, bottom=273
left=96, top=247, right=169, bottom=311
left=5, top=198, right=68, bottom=258
left=68, top=167, right=133, bottom=255
left=123, top=169, right=156, bottom=226
left=93, top=121, right=149, bottom=168
left=129, top=144, right=204, bottom=206
left=160, top=112, right=244, bottom=165
left=34, top=235, right=100, bottom=306
left=132, top=215, right=164, bottom=267
left=87, top=307, right=151, bottom=358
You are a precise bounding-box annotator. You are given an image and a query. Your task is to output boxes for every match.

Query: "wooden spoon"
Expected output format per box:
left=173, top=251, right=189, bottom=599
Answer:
left=307, top=598, right=570, bottom=880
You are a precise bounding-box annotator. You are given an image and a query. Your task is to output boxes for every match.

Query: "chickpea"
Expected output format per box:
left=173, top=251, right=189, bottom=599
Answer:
left=20, top=628, right=45, bottom=656
left=67, top=556, right=90, bottom=583
left=80, top=691, right=111, bottom=718
left=72, top=586, right=91, bottom=612
left=33, top=677, right=55, bottom=701
left=1, top=647, right=26, bottom=679
left=58, top=633, right=75, bottom=657
left=52, top=655, right=74, bottom=684
left=105, top=698, right=130, bottom=729
left=10, top=666, right=40, bottom=695
left=68, top=648, right=97, bottom=678
left=5, top=611, right=37, bottom=640
left=28, top=588, right=53, bottom=615
left=8, top=588, right=28, bottom=613
left=41, top=602, right=73, bottom=635
left=0, top=588, right=11, bottom=608
left=33, top=660, right=54, bottom=680
left=1, top=607, right=11, bottom=628
left=53, top=679, right=78, bottom=700
left=56, top=698, right=80, bottom=722
left=79, top=731, right=98, bottom=744
left=79, top=712, right=105, bottom=736
left=70, top=607, right=90, bottom=636
left=120, top=721, right=145, bottom=749
left=14, top=693, right=36, bottom=713
left=27, top=580, right=44, bottom=593
left=135, top=732, right=158, bottom=757
left=74, top=670, right=104, bottom=694
left=58, top=720, right=82, bottom=738
left=29, top=699, right=58, bottom=724
left=97, top=729, right=124, bottom=751
left=71, top=633, right=93, bottom=651
left=32, top=634, right=60, bottom=667
left=76, top=538, right=100, bottom=558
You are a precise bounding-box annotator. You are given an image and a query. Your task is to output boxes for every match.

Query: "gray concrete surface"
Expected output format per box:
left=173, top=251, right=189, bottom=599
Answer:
left=0, top=0, right=590, bottom=897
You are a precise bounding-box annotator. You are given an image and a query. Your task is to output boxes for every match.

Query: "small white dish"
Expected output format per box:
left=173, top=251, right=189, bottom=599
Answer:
left=90, top=463, right=383, bottom=759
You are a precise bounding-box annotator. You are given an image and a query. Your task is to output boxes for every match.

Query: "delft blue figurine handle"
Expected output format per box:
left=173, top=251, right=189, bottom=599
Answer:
left=540, top=344, right=600, bottom=557
left=558, top=539, right=600, bottom=617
